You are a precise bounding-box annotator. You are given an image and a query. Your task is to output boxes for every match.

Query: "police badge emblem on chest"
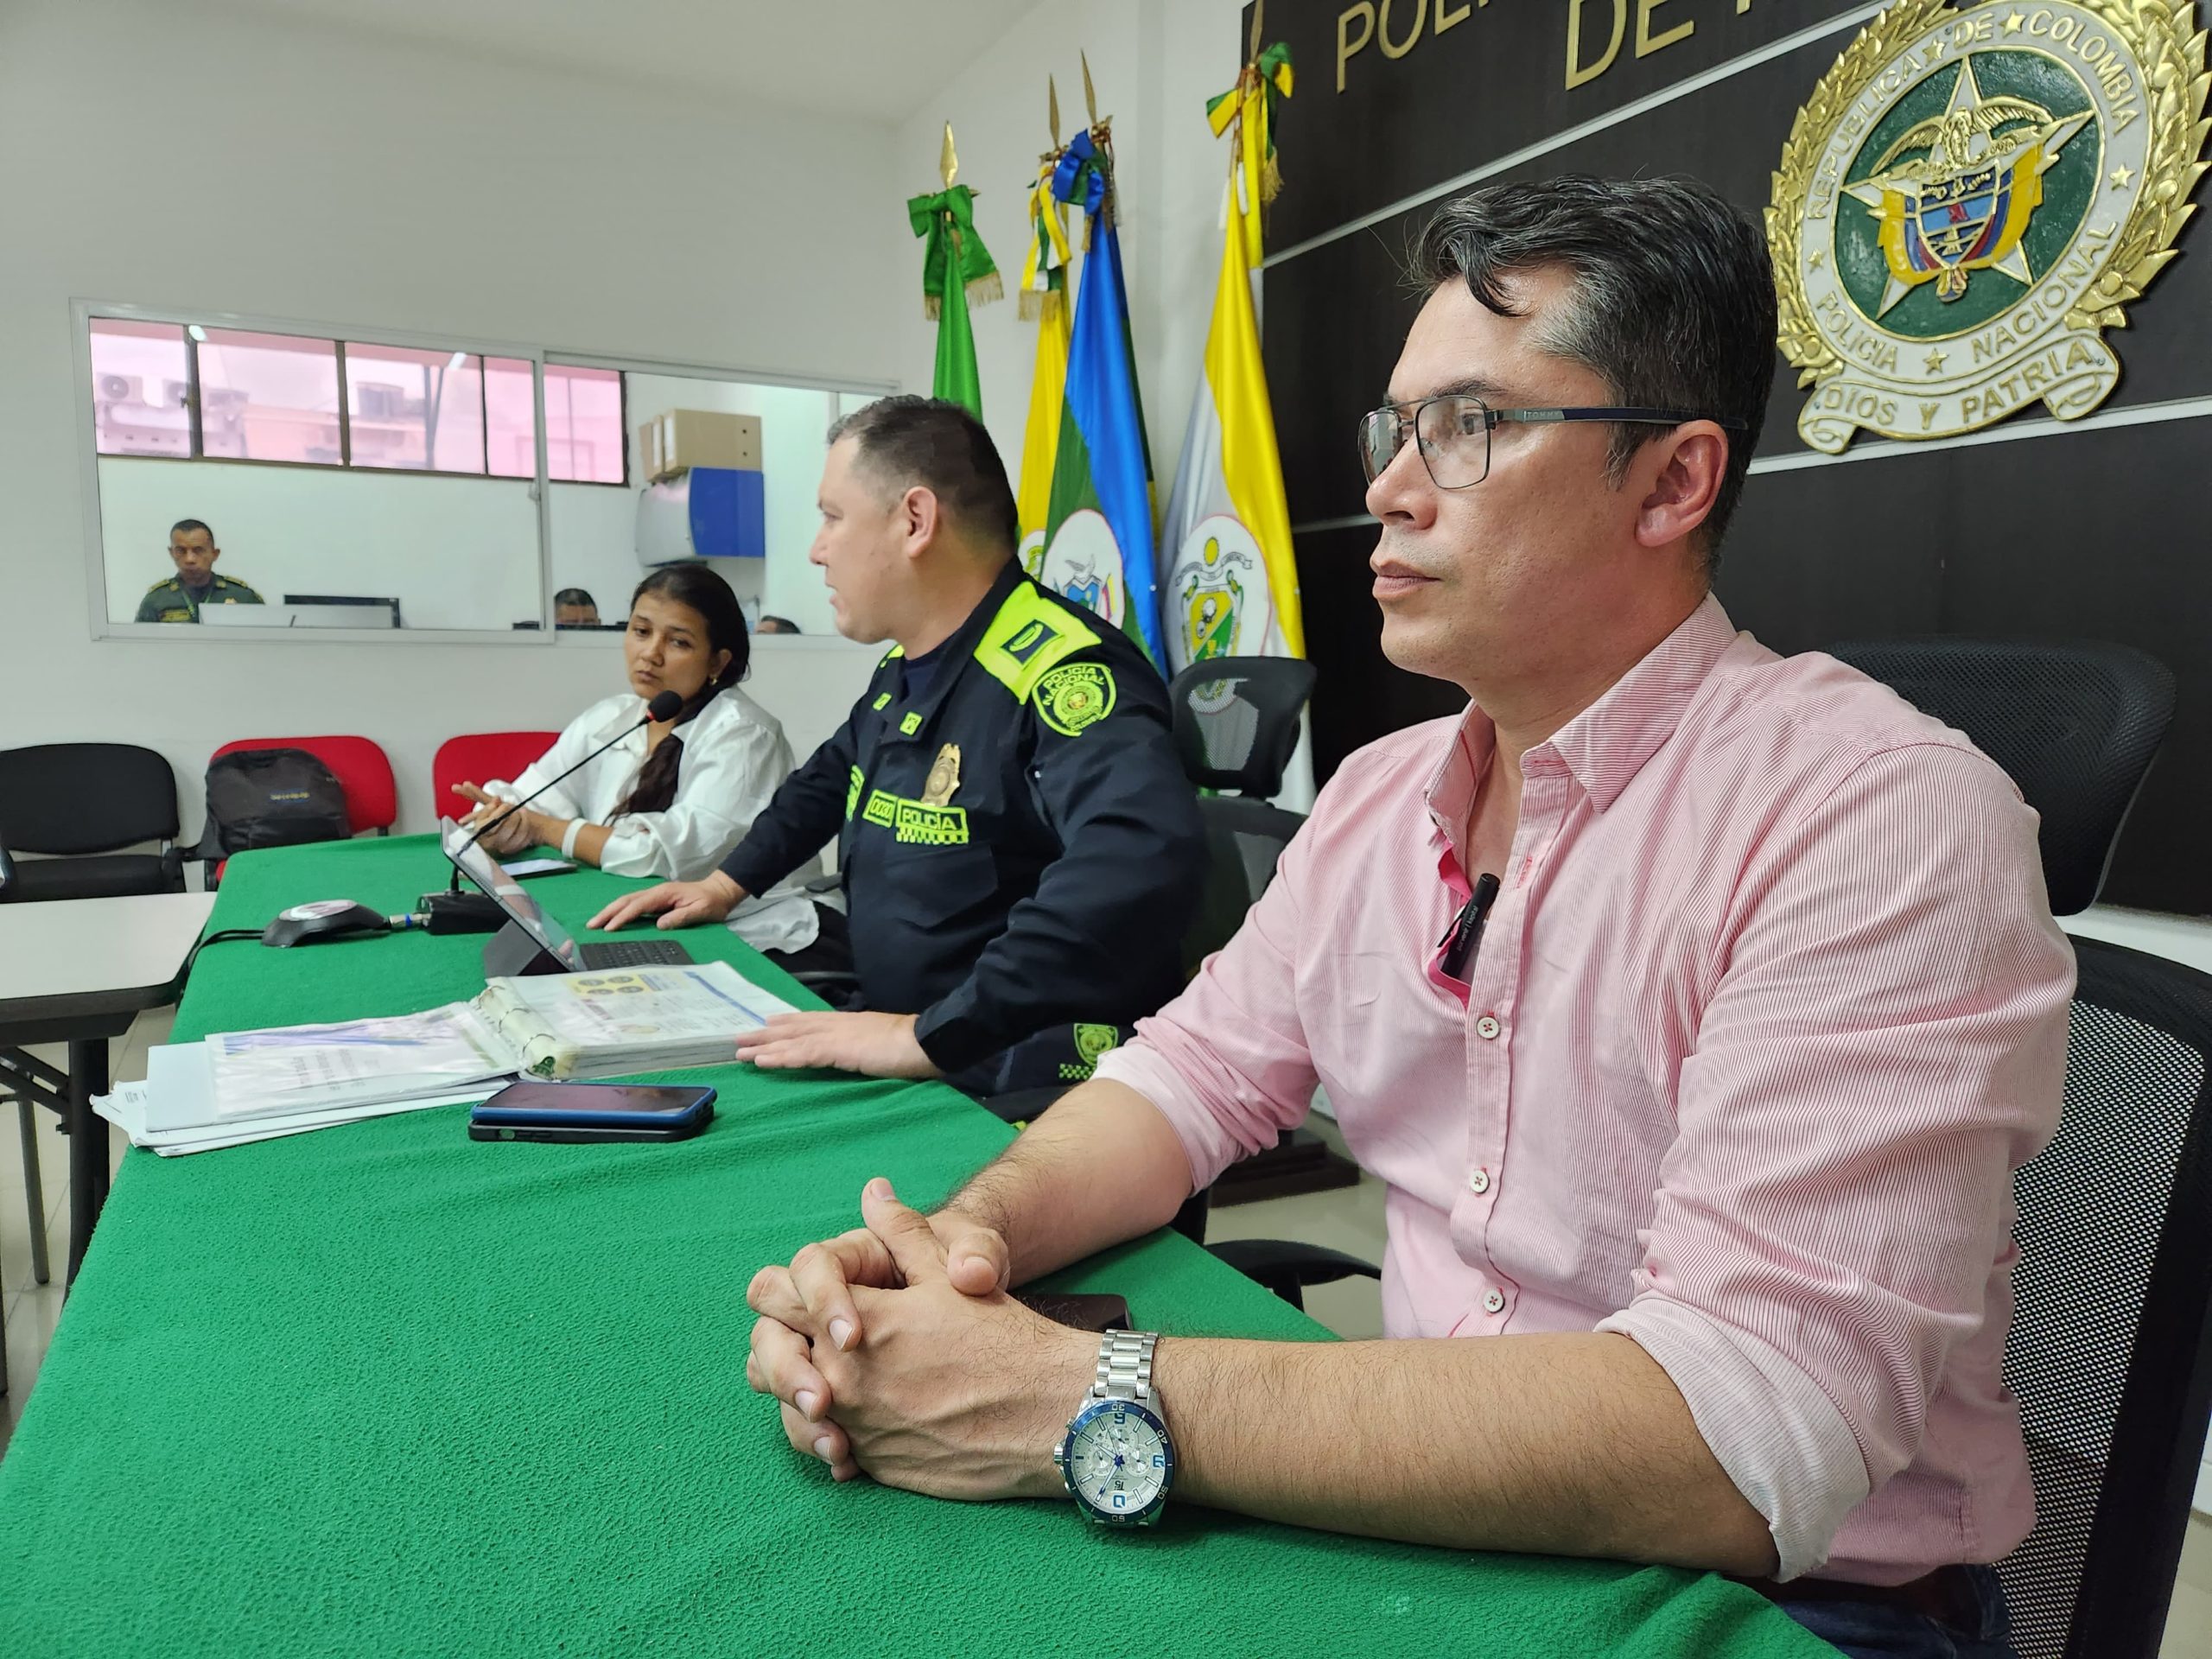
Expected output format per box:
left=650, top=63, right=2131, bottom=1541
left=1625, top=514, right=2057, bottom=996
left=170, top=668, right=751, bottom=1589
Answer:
left=923, top=744, right=962, bottom=807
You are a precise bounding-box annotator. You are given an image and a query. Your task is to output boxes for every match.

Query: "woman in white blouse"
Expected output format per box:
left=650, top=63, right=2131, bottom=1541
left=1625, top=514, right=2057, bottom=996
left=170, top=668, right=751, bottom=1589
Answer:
left=452, top=565, right=823, bottom=957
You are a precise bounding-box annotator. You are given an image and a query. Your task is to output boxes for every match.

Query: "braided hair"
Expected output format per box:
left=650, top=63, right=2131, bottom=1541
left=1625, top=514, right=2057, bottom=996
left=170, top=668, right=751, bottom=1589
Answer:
left=611, top=564, right=751, bottom=818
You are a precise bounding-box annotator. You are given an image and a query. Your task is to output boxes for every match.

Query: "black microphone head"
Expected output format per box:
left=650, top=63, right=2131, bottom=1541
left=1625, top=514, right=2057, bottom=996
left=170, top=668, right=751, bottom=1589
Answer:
left=646, top=689, right=685, bottom=723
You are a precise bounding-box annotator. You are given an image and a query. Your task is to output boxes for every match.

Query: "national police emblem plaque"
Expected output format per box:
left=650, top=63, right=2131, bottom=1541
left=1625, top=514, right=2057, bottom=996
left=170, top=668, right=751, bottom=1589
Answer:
left=1769, top=0, right=2207, bottom=453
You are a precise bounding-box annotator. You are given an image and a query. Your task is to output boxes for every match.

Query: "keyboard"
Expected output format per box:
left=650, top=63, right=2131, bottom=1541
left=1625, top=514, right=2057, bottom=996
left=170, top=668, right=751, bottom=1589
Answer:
left=578, top=938, right=695, bottom=969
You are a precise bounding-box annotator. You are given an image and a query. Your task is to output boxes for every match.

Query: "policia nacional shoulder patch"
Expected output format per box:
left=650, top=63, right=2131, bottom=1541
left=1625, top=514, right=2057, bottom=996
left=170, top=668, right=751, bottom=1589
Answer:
left=1768, top=0, right=2207, bottom=454
left=1034, top=662, right=1117, bottom=736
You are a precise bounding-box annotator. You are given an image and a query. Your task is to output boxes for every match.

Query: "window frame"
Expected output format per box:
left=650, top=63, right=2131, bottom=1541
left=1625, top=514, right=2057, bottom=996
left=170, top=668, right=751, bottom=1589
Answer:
left=74, top=300, right=895, bottom=645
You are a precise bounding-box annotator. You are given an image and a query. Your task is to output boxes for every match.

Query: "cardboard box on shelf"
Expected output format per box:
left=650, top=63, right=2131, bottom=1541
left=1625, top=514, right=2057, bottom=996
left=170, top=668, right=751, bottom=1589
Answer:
left=643, top=410, right=760, bottom=481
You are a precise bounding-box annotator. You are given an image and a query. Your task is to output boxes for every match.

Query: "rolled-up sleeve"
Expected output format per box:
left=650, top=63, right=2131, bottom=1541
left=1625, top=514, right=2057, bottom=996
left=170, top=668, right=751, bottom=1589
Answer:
left=1596, top=742, right=2074, bottom=1580
left=1094, top=799, right=1326, bottom=1192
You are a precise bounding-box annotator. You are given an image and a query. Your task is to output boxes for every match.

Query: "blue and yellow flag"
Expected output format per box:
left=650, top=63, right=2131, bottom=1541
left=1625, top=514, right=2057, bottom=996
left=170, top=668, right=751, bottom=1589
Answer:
left=1039, top=126, right=1163, bottom=665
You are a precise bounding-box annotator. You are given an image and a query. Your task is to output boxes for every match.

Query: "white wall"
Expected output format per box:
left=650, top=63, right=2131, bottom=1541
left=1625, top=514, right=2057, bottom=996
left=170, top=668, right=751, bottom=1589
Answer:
left=0, top=0, right=893, bottom=836
left=100, top=459, right=541, bottom=630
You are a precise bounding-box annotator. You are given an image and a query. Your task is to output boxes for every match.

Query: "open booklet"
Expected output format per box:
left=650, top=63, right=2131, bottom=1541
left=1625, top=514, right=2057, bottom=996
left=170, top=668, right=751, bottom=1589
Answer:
left=166, top=962, right=797, bottom=1133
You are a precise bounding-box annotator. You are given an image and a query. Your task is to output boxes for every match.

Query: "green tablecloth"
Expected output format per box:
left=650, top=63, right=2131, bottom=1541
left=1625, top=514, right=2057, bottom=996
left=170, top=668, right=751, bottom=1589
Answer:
left=0, top=836, right=1827, bottom=1656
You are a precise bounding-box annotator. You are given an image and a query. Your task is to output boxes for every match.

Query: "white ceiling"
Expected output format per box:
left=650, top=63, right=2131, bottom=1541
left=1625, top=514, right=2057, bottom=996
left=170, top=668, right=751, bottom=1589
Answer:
left=212, top=0, right=1041, bottom=124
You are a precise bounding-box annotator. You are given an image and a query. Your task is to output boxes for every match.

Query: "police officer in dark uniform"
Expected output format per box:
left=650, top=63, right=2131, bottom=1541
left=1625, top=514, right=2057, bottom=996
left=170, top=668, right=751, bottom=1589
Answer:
left=589, top=397, right=1205, bottom=1096
left=135, top=518, right=264, bottom=622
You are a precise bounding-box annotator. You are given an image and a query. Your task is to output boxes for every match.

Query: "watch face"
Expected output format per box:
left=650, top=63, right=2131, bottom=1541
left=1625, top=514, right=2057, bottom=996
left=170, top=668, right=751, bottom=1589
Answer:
left=1060, top=1397, right=1173, bottom=1524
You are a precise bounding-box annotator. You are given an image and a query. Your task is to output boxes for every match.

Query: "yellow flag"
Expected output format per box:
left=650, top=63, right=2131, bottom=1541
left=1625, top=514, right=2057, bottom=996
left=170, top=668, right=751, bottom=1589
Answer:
left=1162, top=81, right=1305, bottom=671
left=1015, top=159, right=1073, bottom=574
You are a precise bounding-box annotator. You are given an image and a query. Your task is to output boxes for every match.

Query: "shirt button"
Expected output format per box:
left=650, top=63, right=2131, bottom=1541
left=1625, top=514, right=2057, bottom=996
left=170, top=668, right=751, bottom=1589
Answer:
left=1483, top=1289, right=1506, bottom=1314
left=1475, top=1014, right=1501, bottom=1040
left=1468, top=1167, right=1491, bottom=1195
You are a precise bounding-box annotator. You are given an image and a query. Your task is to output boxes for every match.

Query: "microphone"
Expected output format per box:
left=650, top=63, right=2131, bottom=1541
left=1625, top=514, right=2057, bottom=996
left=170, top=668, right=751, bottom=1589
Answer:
left=448, top=687, right=684, bottom=892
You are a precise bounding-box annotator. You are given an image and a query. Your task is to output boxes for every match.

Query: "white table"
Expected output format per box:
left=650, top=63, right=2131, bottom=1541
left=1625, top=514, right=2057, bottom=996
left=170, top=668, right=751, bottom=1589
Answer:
left=0, top=892, right=215, bottom=1286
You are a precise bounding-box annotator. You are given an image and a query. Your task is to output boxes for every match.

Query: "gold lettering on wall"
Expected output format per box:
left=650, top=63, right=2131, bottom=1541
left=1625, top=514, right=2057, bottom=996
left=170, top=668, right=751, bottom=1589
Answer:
left=1338, top=3, right=1377, bottom=92
left=1435, top=0, right=1476, bottom=35
left=1636, top=0, right=1694, bottom=56
left=1379, top=0, right=1428, bottom=58
left=1566, top=0, right=1627, bottom=89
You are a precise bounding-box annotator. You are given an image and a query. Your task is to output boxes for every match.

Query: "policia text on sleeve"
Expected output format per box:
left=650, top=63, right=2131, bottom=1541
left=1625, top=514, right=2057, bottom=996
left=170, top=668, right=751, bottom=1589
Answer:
left=720, top=560, right=1206, bottom=1096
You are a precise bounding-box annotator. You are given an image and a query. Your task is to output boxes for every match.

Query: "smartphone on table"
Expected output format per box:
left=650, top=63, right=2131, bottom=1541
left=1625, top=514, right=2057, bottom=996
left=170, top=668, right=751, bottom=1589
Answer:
left=468, top=1080, right=715, bottom=1143
left=499, top=857, right=578, bottom=879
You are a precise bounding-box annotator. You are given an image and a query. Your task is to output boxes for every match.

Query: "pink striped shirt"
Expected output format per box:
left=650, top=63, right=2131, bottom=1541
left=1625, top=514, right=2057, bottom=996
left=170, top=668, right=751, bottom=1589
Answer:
left=1097, top=595, right=2075, bottom=1585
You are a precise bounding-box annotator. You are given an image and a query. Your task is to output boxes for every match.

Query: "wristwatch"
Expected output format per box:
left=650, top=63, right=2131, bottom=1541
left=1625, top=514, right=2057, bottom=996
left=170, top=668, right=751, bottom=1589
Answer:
left=1054, top=1329, right=1175, bottom=1527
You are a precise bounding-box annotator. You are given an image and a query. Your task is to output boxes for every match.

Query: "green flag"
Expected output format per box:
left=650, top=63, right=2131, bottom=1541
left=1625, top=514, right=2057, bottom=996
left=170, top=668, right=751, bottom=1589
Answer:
left=907, top=182, right=1001, bottom=418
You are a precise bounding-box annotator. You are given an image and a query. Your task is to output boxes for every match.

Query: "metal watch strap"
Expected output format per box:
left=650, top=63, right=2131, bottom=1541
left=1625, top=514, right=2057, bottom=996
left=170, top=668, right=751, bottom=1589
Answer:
left=1091, top=1330, right=1157, bottom=1405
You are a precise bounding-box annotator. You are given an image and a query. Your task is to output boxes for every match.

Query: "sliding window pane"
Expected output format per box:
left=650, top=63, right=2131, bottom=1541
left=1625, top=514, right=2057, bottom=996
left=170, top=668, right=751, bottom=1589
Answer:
left=485, top=358, right=538, bottom=479
left=90, top=319, right=192, bottom=458
left=544, top=363, right=625, bottom=484
left=196, top=329, right=342, bottom=463
left=345, top=344, right=486, bottom=474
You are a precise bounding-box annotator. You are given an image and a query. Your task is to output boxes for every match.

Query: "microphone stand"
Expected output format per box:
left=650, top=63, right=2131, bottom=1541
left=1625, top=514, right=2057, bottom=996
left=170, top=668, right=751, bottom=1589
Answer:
left=446, top=690, right=685, bottom=894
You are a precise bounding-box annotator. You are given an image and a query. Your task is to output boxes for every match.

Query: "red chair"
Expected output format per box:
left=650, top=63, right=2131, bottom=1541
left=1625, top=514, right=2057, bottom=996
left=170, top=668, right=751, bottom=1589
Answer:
left=210, top=735, right=398, bottom=836
left=432, top=732, right=558, bottom=820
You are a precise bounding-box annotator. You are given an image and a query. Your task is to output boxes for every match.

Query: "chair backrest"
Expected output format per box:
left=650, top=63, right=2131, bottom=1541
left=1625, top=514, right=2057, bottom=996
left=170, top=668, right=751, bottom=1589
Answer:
left=1166, top=657, right=1317, bottom=797
left=1825, top=639, right=2174, bottom=916
left=1182, top=795, right=1306, bottom=978
left=0, top=742, right=180, bottom=854
left=210, top=734, right=397, bottom=836
left=1998, top=936, right=2212, bottom=1659
left=432, top=732, right=557, bottom=819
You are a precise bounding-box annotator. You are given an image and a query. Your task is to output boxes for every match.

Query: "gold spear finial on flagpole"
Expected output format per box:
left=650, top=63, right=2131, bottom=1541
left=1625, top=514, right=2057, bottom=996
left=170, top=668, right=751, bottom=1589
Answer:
left=1081, top=49, right=1102, bottom=130
left=939, top=121, right=958, bottom=189
left=1249, top=0, right=1265, bottom=61
left=1049, top=75, right=1062, bottom=150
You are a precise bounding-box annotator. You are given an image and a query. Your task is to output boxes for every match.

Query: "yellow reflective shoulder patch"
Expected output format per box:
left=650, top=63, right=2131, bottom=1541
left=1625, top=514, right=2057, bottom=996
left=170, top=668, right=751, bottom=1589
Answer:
left=899, top=711, right=922, bottom=736
left=1033, top=661, right=1117, bottom=736
left=973, top=582, right=1099, bottom=702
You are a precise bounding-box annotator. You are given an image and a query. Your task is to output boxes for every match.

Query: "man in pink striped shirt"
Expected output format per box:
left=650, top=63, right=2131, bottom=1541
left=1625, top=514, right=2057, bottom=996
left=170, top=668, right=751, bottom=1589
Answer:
left=743, top=176, right=2073, bottom=1658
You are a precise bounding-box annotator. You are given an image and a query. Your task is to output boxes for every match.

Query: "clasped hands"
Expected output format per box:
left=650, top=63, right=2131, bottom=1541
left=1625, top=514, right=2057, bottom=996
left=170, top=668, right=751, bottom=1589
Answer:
left=745, top=1178, right=1092, bottom=1498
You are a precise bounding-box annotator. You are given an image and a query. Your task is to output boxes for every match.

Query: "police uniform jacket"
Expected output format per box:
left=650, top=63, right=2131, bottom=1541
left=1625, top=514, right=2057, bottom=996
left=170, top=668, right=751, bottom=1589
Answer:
left=135, top=575, right=264, bottom=622
left=719, top=559, right=1205, bottom=1089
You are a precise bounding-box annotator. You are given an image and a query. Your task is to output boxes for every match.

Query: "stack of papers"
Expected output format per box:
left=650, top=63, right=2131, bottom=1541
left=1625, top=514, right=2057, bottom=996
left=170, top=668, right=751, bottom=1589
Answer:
left=478, top=963, right=797, bottom=1079
left=98, top=1051, right=498, bottom=1156
left=94, top=961, right=796, bottom=1156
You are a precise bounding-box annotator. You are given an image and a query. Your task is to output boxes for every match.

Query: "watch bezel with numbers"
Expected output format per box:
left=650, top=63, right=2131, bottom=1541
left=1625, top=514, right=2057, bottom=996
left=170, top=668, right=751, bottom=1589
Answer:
left=1052, top=1328, right=1175, bottom=1528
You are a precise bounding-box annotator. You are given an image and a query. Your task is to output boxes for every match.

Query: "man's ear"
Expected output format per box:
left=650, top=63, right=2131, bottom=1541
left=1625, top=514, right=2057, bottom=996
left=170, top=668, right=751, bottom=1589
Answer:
left=899, top=486, right=943, bottom=560
left=1633, top=423, right=1729, bottom=551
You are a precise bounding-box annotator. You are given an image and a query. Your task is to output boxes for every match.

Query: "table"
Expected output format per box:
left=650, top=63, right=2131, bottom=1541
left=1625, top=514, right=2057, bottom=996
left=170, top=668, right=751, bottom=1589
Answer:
left=0, top=836, right=1826, bottom=1656
left=0, top=889, right=216, bottom=1284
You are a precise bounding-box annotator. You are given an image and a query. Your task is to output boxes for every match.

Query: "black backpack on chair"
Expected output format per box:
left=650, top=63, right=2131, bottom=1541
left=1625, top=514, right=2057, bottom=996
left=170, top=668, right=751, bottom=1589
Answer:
left=196, top=747, right=353, bottom=887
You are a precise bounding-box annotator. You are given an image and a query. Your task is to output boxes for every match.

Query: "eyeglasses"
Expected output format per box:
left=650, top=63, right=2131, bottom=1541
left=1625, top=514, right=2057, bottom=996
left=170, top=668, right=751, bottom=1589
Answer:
left=1356, top=394, right=1750, bottom=491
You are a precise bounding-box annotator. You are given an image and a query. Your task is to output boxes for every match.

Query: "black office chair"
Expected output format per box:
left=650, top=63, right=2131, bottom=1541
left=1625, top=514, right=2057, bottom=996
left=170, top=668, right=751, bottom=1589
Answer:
left=2001, top=937, right=2212, bottom=1659
left=1825, top=639, right=2175, bottom=916
left=1826, top=637, right=2203, bottom=1654
left=0, top=743, right=183, bottom=1294
left=0, top=742, right=185, bottom=903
